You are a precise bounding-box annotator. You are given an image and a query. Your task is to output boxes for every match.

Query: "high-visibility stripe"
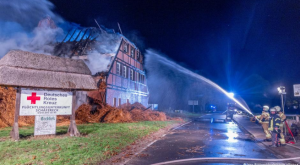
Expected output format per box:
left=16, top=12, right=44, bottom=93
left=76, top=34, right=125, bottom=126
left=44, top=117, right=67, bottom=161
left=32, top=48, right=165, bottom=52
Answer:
left=280, top=139, right=286, bottom=144
left=268, top=119, right=273, bottom=131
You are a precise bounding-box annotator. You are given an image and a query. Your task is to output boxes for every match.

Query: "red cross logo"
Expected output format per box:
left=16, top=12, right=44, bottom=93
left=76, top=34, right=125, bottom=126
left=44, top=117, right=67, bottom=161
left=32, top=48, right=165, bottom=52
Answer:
left=27, top=92, right=41, bottom=104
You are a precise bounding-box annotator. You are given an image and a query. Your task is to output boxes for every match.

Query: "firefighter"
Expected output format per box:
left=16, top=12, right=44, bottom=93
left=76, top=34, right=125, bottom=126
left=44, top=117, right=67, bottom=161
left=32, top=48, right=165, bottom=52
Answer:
left=255, top=105, right=271, bottom=141
left=268, top=108, right=281, bottom=147
left=274, top=106, right=286, bottom=146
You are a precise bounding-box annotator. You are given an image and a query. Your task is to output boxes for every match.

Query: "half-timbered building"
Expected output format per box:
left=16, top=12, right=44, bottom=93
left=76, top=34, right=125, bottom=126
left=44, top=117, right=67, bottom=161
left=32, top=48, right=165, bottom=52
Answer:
left=54, top=28, right=149, bottom=107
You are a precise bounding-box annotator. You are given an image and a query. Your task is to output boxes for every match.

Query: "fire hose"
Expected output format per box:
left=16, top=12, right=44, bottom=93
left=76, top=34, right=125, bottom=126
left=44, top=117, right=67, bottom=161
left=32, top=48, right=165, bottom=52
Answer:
left=151, top=157, right=300, bottom=165
left=249, top=115, right=259, bottom=122
left=285, top=121, right=297, bottom=143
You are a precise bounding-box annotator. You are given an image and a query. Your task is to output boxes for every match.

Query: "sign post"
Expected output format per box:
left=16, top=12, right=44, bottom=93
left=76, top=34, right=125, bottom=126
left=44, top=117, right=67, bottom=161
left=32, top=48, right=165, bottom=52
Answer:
left=68, top=91, right=80, bottom=136
left=188, top=100, right=198, bottom=113
left=12, top=88, right=76, bottom=139
left=10, top=87, right=21, bottom=141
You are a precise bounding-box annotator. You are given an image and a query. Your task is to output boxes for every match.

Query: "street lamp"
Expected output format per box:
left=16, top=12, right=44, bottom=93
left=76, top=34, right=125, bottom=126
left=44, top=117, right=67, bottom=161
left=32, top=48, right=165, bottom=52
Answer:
left=278, top=86, right=287, bottom=135
left=277, top=86, right=286, bottom=114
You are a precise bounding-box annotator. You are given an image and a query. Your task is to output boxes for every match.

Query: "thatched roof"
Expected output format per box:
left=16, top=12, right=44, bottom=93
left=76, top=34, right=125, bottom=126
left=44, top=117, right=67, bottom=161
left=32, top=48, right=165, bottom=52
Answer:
left=0, top=50, right=97, bottom=90
left=0, top=50, right=91, bottom=75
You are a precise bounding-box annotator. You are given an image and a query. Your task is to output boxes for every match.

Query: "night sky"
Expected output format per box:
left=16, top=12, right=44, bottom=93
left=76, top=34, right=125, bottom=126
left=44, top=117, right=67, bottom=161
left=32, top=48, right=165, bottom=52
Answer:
left=50, top=0, right=300, bottom=105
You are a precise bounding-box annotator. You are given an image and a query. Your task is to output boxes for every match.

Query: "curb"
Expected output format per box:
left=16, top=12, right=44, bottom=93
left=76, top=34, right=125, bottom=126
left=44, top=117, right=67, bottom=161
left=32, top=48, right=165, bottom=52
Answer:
left=170, top=120, right=192, bottom=131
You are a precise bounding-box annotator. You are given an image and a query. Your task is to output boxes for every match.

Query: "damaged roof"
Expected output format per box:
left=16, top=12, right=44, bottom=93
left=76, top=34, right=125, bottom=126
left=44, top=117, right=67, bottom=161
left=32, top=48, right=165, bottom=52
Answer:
left=54, top=27, right=142, bottom=74
left=0, top=50, right=97, bottom=90
left=55, top=27, right=122, bottom=57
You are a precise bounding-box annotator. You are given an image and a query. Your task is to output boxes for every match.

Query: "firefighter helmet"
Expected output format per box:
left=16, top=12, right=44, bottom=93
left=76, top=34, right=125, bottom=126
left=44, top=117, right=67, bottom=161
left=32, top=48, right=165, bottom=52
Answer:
left=263, top=105, right=269, bottom=111
left=274, top=106, right=281, bottom=112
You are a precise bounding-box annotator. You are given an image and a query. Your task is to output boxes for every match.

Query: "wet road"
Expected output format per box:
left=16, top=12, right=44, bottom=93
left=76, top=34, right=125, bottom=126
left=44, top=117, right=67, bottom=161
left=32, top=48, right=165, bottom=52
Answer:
left=126, top=113, right=289, bottom=165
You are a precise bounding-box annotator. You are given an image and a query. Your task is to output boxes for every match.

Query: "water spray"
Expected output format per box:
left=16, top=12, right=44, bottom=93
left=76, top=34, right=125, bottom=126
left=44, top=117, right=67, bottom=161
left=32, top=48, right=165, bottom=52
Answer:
left=147, top=50, right=254, bottom=116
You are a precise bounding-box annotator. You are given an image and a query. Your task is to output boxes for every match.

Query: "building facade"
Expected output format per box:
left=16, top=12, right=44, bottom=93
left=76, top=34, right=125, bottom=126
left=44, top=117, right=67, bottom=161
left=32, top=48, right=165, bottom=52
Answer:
left=106, top=39, right=148, bottom=107
left=55, top=28, right=149, bottom=107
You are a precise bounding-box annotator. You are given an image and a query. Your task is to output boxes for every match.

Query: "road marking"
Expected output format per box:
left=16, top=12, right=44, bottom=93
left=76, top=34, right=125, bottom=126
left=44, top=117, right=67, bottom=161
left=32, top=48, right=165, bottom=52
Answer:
left=123, top=138, right=158, bottom=164
left=172, top=121, right=192, bottom=130
left=147, top=140, right=157, bottom=147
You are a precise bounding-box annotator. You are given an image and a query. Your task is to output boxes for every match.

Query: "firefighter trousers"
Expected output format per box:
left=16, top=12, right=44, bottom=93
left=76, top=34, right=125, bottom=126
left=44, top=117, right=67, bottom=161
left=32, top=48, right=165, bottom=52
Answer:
left=279, top=125, right=286, bottom=144
left=261, top=123, right=271, bottom=139
left=271, top=131, right=278, bottom=146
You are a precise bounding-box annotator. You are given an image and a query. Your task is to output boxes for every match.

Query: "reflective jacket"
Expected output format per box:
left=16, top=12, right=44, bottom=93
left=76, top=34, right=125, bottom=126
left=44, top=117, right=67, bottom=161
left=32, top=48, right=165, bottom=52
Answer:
left=278, top=112, right=286, bottom=127
left=258, top=111, right=270, bottom=123
left=268, top=114, right=281, bottom=131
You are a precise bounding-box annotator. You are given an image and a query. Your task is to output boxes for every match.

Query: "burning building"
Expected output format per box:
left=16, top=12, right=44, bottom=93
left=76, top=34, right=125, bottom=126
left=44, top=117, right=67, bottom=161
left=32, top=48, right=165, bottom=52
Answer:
left=54, top=27, right=149, bottom=107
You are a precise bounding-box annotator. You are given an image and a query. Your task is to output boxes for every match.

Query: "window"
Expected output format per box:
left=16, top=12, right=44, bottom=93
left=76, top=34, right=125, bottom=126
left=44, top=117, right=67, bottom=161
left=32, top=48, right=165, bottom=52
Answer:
left=113, top=98, right=116, bottom=107
left=140, top=75, right=144, bottom=84
left=136, top=50, right=140, bottom=60
left=124, top=42, right=128, bottom=53
left=123, top=65, right=127, bottom=78
left=119, top=98, right=121, bottom=106
left=136, top=72, right=139, bottom=82
left=130, top=69, right=134, bottom=81
left=116, top=62, right=121, bottom=75
left=131, top=46, right=135, bottom=58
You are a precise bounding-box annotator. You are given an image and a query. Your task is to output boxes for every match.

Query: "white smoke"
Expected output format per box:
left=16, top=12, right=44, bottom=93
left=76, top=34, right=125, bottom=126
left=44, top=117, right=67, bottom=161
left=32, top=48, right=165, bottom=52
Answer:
left=0, top=0, right=62, bottom=30
left=0, top=0, right=64, bottom=58
left=84, top=33, right=122, bottom=74
left=85, top=51, right=114, bottom=75
left=0, top=0, right=126, bottom=76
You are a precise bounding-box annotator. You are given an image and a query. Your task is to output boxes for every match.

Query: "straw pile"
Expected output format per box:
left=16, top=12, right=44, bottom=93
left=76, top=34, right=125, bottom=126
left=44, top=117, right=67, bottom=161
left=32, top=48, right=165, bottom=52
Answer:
left=75, top=102, right=168, bottom=123
left=0, top=87, right=35, bottom=128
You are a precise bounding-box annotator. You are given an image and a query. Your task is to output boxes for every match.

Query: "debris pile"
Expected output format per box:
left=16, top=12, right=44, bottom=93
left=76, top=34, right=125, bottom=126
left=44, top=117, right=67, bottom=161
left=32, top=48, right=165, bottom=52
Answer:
left=75, top=104, right=132, bottom=123
left=75, top=102, right=168, bottom=123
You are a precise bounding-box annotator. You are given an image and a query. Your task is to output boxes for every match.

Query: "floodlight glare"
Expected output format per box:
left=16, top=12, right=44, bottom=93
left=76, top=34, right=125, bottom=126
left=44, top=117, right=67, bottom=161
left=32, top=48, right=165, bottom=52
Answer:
left=227, top=92, right=234, bottom=98
left=277, top=86, right=286, bottom=94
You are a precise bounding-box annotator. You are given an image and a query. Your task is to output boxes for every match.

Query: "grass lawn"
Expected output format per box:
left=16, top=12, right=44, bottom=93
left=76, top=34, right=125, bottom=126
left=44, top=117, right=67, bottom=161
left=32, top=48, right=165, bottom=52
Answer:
left=0, top=121, right=180, bottom=165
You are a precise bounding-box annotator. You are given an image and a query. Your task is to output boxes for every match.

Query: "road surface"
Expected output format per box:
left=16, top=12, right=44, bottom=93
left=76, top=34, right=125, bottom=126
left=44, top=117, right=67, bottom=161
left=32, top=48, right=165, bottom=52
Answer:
left=126, top=113, right=293, bottom=165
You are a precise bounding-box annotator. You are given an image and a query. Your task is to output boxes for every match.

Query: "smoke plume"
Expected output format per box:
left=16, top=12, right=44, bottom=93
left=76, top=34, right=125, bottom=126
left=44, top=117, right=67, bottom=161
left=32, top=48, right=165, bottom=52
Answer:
left=0, top=0, right=64, bottom=58
left=0, top=0, right=123, bottom=75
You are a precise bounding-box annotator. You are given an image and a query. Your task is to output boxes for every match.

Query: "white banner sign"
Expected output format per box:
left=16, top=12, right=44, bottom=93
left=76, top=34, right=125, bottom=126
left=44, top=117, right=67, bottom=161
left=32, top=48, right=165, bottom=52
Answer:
left=20, top=89, right=72, bottom=116
left=34, top=115, right=56, bottom=136
left=294, top=84, right=300, bottom=97
left=188, top=100, right=198, bottom=105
